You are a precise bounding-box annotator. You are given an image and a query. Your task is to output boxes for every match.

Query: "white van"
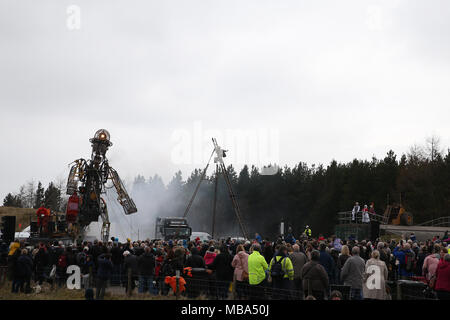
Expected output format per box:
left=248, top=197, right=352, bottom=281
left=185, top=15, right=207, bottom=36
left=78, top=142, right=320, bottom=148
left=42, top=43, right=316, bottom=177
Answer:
left=190, top=232, right=212, bottom=242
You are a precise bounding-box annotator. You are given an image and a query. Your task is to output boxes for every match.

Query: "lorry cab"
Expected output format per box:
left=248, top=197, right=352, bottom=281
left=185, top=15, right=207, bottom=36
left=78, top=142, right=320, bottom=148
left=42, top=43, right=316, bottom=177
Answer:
left=155, top=217, right=192, bottom=240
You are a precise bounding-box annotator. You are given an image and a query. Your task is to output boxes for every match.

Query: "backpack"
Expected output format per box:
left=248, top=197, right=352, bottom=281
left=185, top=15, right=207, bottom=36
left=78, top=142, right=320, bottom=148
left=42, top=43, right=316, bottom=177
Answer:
left=77, top=252, right=86, bottom=266
left=162, top=261, right=175, bottom=276
left=270, top=256, right=285, bottom=279
left=404, top=251, right=415, bottom=273
left=58, top=255, right=67, bottom=268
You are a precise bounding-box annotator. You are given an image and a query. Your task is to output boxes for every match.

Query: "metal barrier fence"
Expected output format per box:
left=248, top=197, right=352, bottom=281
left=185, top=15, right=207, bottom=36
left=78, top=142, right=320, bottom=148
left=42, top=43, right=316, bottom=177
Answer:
left=418, top=216, right=450, bottom=227
left=0, top=264, right=441, bottom=300
left=337, top=211, right=388, bottom=225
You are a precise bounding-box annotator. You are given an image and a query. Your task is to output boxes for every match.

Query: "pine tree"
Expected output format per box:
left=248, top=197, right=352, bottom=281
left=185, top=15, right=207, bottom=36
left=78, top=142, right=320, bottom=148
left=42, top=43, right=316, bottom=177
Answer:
left=34, top=181, right=45, bottom=209
left=3, top=193, right=22, bottom=207
left=44, top=182, right=62, bottom=212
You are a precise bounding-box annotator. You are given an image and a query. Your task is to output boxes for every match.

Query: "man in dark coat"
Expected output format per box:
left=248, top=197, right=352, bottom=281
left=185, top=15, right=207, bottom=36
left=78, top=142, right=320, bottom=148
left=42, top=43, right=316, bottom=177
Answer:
left=34, top=243, right=49, bottom=285
left=185, top=247, right=206, bottom=298
left=123, top=251, right=139, bottom=294
left=302, top=250, right=330, bottom=300
left=137, top=246, right=156, bottom=294
left=319, top=243, right=336, bottom=284
left=96, top=253, right=113, bottom=300
left=209, top=245, right=234, bottom=299
left=16, top=249, right=33, bottom=293
left=185, top=248, right=205, bottom=268
left=110, top=243, right=123, bottom=285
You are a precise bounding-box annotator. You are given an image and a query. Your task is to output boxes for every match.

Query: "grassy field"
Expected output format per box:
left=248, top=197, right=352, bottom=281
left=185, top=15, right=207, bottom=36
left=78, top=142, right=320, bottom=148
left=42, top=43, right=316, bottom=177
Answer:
left=0, top=281, right=187, bottom=300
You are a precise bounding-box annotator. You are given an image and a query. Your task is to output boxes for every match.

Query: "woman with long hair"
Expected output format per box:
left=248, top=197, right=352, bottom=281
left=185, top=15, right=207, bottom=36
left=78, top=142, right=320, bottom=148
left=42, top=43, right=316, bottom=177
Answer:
left=232, top=244, right=249, bottom=299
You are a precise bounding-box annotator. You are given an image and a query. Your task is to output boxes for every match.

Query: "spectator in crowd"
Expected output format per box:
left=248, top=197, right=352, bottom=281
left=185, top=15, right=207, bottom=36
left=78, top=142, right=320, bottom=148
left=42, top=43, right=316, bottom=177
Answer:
left=269, top=245, right=294, bottom=299
left=337, top=245, right=350, bottom=285
left=393, top=242, right=416, bottom=279
left=55, top=246, right=68, bottom=288
left=333, top=236, right=342, bottom=251
left=248, top=243, right=268, bottom=300
left=185, top=247, right=205, bottom=268
left=15, top=249, right=33, bottom=294
left=263, top=242, right=274, bottom=265
left=330, top=290, right=343, bottom=300
left=363, top=250, right=388, bottom=300
left=81, top=254, right=94, bottom=289
left=301, top=250, right=329, bottom=300
left=9, top=247, right=21, bottom=293
left=319, top=242, right=336, bottom=284
left=341, top=246, right=365, bottom=300
left=204, top=246, right=217, bottom=267
left=415, top=245, right=427, bottom=276
left=110, top=242, right=123, bottom=285
left=185, top=247, right=206, bottom=298
left=209, top=245, right=234, bottom=299
left=231, top=244, right=249, bottom=300
left=4, top=229, right=450, bottom=301
left=137, top=246, right=156, bottom=295
left=377, top=242, right=389, bottom=267
left=123, top=250, right=139, bottom=294
left=289, top=244, right=308, bottom=299
left=34, top=243, right=49, bottom=285
left=96, top=253, right=113, bottom=300
left=434, top=254, right=450, bottom=300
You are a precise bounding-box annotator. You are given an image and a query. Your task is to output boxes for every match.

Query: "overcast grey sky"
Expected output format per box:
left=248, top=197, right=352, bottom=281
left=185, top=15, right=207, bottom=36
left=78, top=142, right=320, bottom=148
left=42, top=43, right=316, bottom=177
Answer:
left=1, top=0, right=450, bottom=200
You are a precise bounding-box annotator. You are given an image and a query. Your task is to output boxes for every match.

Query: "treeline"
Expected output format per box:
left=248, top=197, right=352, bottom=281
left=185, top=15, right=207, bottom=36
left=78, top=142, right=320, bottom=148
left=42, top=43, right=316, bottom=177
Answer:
left=2, top=181, right=65, bottom=212
left=131, top=136, right=450, bottom=239
left=4, top=137, right=450, bottom=239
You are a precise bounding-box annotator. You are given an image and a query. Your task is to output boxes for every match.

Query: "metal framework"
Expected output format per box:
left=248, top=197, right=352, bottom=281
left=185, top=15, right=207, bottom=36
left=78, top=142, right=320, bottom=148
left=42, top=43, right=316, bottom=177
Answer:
left=417, top=216, right=450, bottom=227
left=337, top=211, right=388, bottom=224
left=66, top=129, right=137, bottom=242
left=183, top=138, right=249, bottom=239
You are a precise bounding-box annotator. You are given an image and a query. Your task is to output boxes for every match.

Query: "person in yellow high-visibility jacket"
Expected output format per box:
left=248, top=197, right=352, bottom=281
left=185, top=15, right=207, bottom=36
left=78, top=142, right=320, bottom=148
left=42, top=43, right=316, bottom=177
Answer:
left=269, top=245, right=295, bottom=299
left=248, top=243, right=268, bottom=299
left=304, top=225, right=312, bottom=238
left=8, top=241, right=20, bottom=256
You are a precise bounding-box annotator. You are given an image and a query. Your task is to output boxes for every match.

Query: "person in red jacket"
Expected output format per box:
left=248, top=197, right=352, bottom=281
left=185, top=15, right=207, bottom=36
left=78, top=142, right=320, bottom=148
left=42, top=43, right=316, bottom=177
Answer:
left=36, top=207, right=50, bottom=234
left=434, top=253, right=450, bottom=300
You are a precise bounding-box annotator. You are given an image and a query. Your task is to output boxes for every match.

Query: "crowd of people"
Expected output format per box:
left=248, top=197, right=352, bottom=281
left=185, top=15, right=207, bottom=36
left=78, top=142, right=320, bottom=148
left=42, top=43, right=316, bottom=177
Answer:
left=1, top=229, right=449, bottom=300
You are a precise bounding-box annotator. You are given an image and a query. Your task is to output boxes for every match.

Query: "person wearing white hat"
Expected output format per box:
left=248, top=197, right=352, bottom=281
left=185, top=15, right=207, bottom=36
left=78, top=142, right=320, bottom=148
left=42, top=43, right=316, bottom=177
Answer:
left=123, top=250, right=138, bottom=294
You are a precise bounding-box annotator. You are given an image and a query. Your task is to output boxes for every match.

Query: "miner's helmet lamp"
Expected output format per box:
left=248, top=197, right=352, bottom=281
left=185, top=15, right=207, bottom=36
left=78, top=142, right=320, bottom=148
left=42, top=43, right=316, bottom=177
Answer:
left=91, top=129, right=112, bottom=146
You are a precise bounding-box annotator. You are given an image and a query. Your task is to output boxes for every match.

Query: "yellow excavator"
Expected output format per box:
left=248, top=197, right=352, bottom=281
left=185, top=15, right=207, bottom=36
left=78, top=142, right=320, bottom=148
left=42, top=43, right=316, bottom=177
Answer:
left=383, top=204, right=413, bottom=226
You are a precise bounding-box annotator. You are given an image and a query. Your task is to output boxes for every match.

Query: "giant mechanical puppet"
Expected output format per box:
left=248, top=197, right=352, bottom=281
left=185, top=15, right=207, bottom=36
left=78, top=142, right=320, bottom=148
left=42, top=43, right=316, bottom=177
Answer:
left=66, top=129, right=137, bottom=242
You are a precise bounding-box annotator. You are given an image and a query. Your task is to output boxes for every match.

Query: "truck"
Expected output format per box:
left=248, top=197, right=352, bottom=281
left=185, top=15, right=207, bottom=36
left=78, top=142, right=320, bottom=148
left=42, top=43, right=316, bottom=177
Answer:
left=155, top=217, right=192, bottom=240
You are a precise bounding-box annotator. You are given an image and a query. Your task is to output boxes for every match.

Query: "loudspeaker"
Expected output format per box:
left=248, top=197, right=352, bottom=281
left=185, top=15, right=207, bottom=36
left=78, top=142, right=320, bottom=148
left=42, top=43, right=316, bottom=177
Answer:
left=370, top=221, right=380, bottom=241
left=57, top=221, right=67, bottom=232
left=47, top=221, right=55, bottom=233
left=30, top=221, right=38, bottom=233
left=1, top=216, right=16, bottom=243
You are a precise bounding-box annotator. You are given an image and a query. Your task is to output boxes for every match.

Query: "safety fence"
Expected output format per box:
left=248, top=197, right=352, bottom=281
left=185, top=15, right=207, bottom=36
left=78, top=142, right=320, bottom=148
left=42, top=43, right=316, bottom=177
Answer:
left=337, top=211, right=388, bottom=225
left=0, top=265, right=440, bottom=300
left=418, top=216, right=450, bottom=227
